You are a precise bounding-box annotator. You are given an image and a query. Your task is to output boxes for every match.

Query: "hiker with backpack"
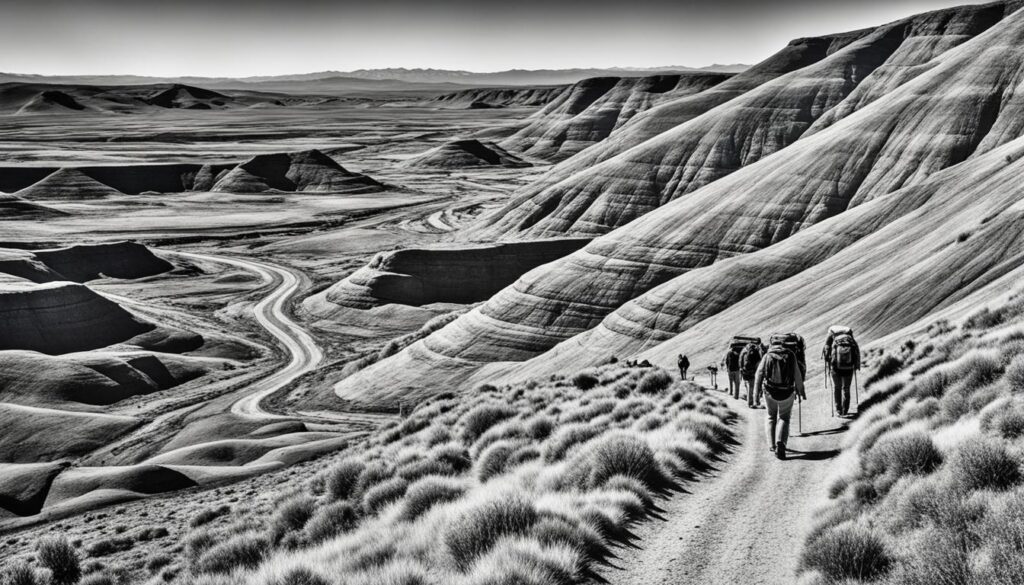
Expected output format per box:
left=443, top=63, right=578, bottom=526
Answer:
left=677, top=354, right=690, bottom=380
left=823, top=326, right=860, bottom=416
left=756, top=333, right=807, bottom=460
left=722, top=343, right=743, bottom=399
left=740, top=340, right=764, bottom=408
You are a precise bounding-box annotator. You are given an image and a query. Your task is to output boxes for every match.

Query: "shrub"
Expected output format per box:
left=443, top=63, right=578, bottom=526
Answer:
left=636, top=369, right=673, bottom=395
left=466, top=537, right=580, bottom=585
left=326, top=459, right=366, bottom=501
left=305, top=501, right=359, bottom=544
left=864, top=354, right=904, bottom=388
left=270, top=495, right=316, bottom=543
left=989, top=402, right=1024, bottom=439
left=950, top=438, right=1022, bottom=491
left=576, top=434, right=665, bottom=490
left=85, top=536, right=133, bottom=557
left=445, top=494, right=538, bottom=571
left=78, top=574, right=113, bottom=585
left=1005, top=355, right=1024, bottom=390
left=530, top=516, right=607, bottom=562
left=476, top=440, right=525, bottom=482
left=525, top=416, right=555, bottom=440
left=363, top=477, right=409, bottom=514
left=185, top=528, right=217, bottom=563
left=37, top=536, right=81, bottom=585
left=432, top=444, right=473, bottom=473
left=461, top=404, right=517, bottom=442
left=2, top=563, right=37, bottom=585
left=800, top=523, right=892, bottom=580
left=542, top=424, right=601, bottom=462
left=572, top=372, right=599, bottom=390
left=400, top=477, right=467, bottom=520
left=145, top=554, right=173, bottom=573
left=863, top=432, right=943, bottom=479
left=194, top=533, right=269, bottom=574
left=189, top=505, right=231, bottom=528
left=397, top=458, right=457, bottom=482
left=603, top=475, right=655, bottom=510
left=269, top=568, right=331, bottom=585
left=352, top=462, right=395, bottom=500
left=133, top=526, right=169, bottom=541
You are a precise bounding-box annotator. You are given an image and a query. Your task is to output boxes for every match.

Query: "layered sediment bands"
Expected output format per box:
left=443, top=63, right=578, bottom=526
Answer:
left=0, top=403, right=140, bottom=463
left=15, top=169, right=123, bottom=200
left=469, top=1, right=1021, bottom=240
left=0, top=282, right=153, bottom=354
left=1, top=82, right=285, bottom=115
left=323, top=238, right=590, bottom=308
left=0, top=350, right=214, bottom=408
left=427, top=86, right=566, bottom=108
left=337, top=7, right=1024, bottom=403
left=499, top=73, right=732, bottom=162
left=42, top=465, right=197, bottom=506
left=33, top=241, right=173, bottom=282
left=4, top=150, right=378, bottom=198
left=509, top=139, right=1024, bottom=378
left=401, top=139, right=531, bottom=169
left=0, top=463, right=67, bottom=516
left=0, top=249, right=62, bottom=282
left=211, top=149, right=383, bottom=193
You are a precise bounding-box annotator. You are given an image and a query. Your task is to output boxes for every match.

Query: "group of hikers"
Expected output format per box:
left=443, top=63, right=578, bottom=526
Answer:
left=676, top=326, right=861, bottom=459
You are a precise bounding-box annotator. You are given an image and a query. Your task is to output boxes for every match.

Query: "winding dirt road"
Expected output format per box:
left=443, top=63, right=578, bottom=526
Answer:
left=176, top=251, right=324, bottom=419
left=603, top=371, right=848, bottom=585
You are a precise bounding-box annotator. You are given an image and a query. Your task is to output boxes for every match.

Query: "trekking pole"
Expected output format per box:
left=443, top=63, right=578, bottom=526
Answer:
left=855, top=371, right=860, bottom=408
left=798, top=395, right=803, bottom=436
left=827, top=365, right=834, bottom=418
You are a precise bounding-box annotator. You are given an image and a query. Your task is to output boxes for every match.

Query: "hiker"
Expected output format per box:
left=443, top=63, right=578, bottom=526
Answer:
left=740, top=340, right=764, bottom=408
left=677, top=354, right=690, bottom=380
left=756, top=334, right=807, bottom=459
left=722, top=342, right=742, bottom=399
left=707, top=364, right=718, bottom=389
left=823, top=326, right=860, bottom=416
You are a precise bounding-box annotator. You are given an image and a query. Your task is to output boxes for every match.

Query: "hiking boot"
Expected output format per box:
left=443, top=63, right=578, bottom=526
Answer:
left=776, top=442, right=786, bottom=460
left=769, top=443, right=776, bottom=452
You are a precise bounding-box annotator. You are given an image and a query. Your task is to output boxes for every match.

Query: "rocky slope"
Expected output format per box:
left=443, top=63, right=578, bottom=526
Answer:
left=33, top=242, right=173, bottom=282
left=400, top=139, right=531, bottom=169
left=336, top=1, right=1024, bottom=405
left=426, top=86, right=565, bottom=108
left=0, top=281, right=156, bottom=354
left=5, top=150, right=381, bottom=199
left=316, top=238, right=590, bottom=309
left=469, top=1, right=1020, bottom=240
left=0, top=82, right=289, bottom=115
left=210, top=150, right=383, bottom=193
left=498, top=73, right=732, bottom=162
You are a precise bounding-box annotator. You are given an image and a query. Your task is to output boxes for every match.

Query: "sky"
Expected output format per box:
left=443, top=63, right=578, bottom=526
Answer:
left=0, top=0, right=995, bottom=77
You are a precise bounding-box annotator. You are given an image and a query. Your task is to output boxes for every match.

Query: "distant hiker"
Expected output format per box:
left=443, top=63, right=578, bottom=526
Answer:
left=740, top=340, right=764, bottom=408
left=677, top=354, right=690, bottom=380
left=706, top=364, right=718, bottom=389
left=823, top=326, right=860, bottom=416
left=756, top=334, right=807, bottom=459
left=722, top=342, right=742, bottom=400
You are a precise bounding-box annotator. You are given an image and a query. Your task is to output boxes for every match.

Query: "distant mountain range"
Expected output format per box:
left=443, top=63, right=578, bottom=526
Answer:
left=0, top=65, right=749, bottom=91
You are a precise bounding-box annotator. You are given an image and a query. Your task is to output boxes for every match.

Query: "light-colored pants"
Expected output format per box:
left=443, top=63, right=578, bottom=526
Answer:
left=744, top=377, right=759, bottom=406
left=728, top=370, right=741, bottom=398
left=832, top=371, right=853, bottom=414
left=766, top=393, right=796, bottom=448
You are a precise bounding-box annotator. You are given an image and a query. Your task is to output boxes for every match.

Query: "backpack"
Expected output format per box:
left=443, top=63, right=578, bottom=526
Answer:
left=771, top=332, right=806, bottom=377
left=763, top=346, right=796, bottom=400
left=726, top=346, right=742, bottom=371
left=831, top=333, right=857, bottom=371
left=740, top=342, right=762, bottom=375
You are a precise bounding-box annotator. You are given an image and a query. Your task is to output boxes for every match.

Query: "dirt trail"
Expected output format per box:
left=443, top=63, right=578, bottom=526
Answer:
left=604, top=373, right=848, bottom=585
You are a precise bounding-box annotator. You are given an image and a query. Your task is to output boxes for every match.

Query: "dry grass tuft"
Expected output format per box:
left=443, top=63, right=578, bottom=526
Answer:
left=37, top=537, right=80, bottom=585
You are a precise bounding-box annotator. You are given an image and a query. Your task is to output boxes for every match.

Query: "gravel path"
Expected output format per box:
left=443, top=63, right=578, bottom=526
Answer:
left=603, top=378, right=849, bottom=585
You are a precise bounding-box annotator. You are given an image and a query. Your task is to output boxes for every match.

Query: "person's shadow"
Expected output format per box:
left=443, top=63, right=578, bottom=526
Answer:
left=785, top=448, right=840, bottom=461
